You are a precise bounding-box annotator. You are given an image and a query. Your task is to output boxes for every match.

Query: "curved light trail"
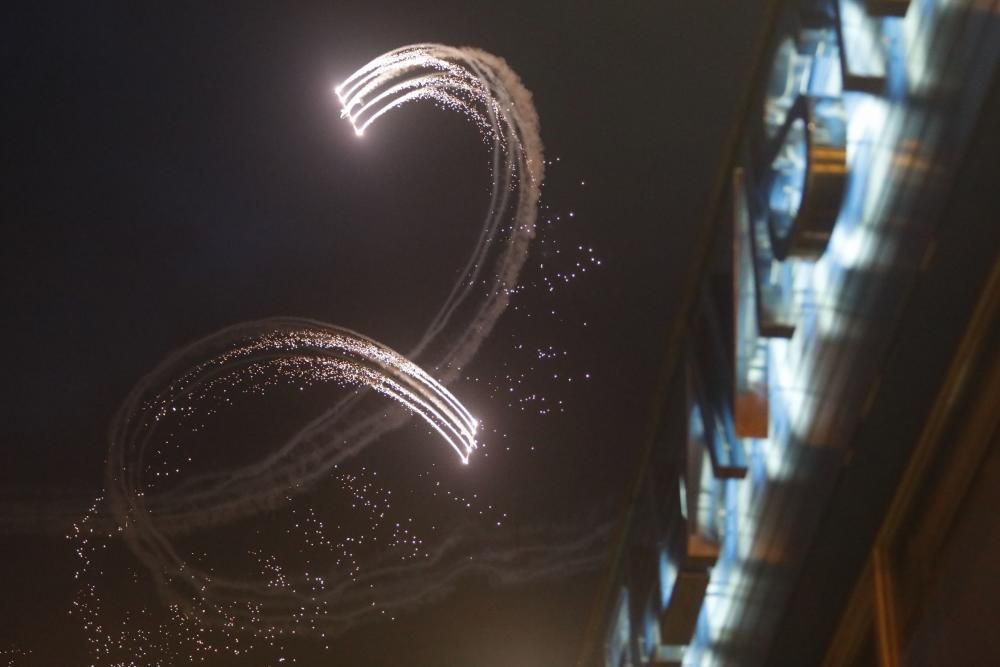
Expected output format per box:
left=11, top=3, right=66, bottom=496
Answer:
left=129, top=44, right=543, bottom=534
left=58, top=45, right=587, bottom=661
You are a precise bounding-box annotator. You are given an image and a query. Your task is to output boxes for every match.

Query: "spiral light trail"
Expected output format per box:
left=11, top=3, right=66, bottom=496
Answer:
left=53, top=45, right=608, bottom=663
left=122, top=44, right=543, bottom=535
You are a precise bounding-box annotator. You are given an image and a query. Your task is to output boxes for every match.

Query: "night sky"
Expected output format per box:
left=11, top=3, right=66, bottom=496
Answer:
left=1, top=3, right=766, bottom=665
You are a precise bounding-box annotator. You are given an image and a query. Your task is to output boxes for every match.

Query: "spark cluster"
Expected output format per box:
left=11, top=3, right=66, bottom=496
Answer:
left=64, top=43, right=579, bottom=664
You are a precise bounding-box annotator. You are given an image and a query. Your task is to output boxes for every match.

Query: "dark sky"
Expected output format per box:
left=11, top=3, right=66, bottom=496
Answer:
left=1, top=3, right=766, bottom=665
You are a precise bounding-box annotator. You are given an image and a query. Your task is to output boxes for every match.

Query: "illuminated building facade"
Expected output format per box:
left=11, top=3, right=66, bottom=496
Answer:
left=582, top=0, right=1000, bottom=665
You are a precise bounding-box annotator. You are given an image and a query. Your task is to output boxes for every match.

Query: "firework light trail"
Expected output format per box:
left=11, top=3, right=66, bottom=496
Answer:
left=97, top=321, right=478, bottom=640
left=2, top=43, right=540, bottom=536
left=118, top=44, right=544, bottom=535
left=47, top=45, right=614, bottom=664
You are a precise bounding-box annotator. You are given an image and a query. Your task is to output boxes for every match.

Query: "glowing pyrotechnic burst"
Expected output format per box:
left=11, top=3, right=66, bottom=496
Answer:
left=100, top=321, right=478, bottom=642
left=336, top=44, right=506, bottom=139
left=0, top=42, right=620, bottom=666
left=100, top=44, right=543, bottom=537
left=335, top=44, right=543, bottom=375
left=63, top=43, right=558, bottom=662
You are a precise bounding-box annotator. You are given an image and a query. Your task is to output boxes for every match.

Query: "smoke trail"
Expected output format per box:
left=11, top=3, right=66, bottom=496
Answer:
left=81, top=321, right=479, bottom=650
left=71, top=506, right=612, bottom=662
left=0, top=45, right=612, bottom=664
left=60, top=44, right=582, bottom=659
left=130, top=44, right=544, bottom=532
left=1, top=44, right=540, bottom=537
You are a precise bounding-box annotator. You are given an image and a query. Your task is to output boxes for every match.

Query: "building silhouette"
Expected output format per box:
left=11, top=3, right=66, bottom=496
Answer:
left=581, top=0, right=1000, bottom=664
